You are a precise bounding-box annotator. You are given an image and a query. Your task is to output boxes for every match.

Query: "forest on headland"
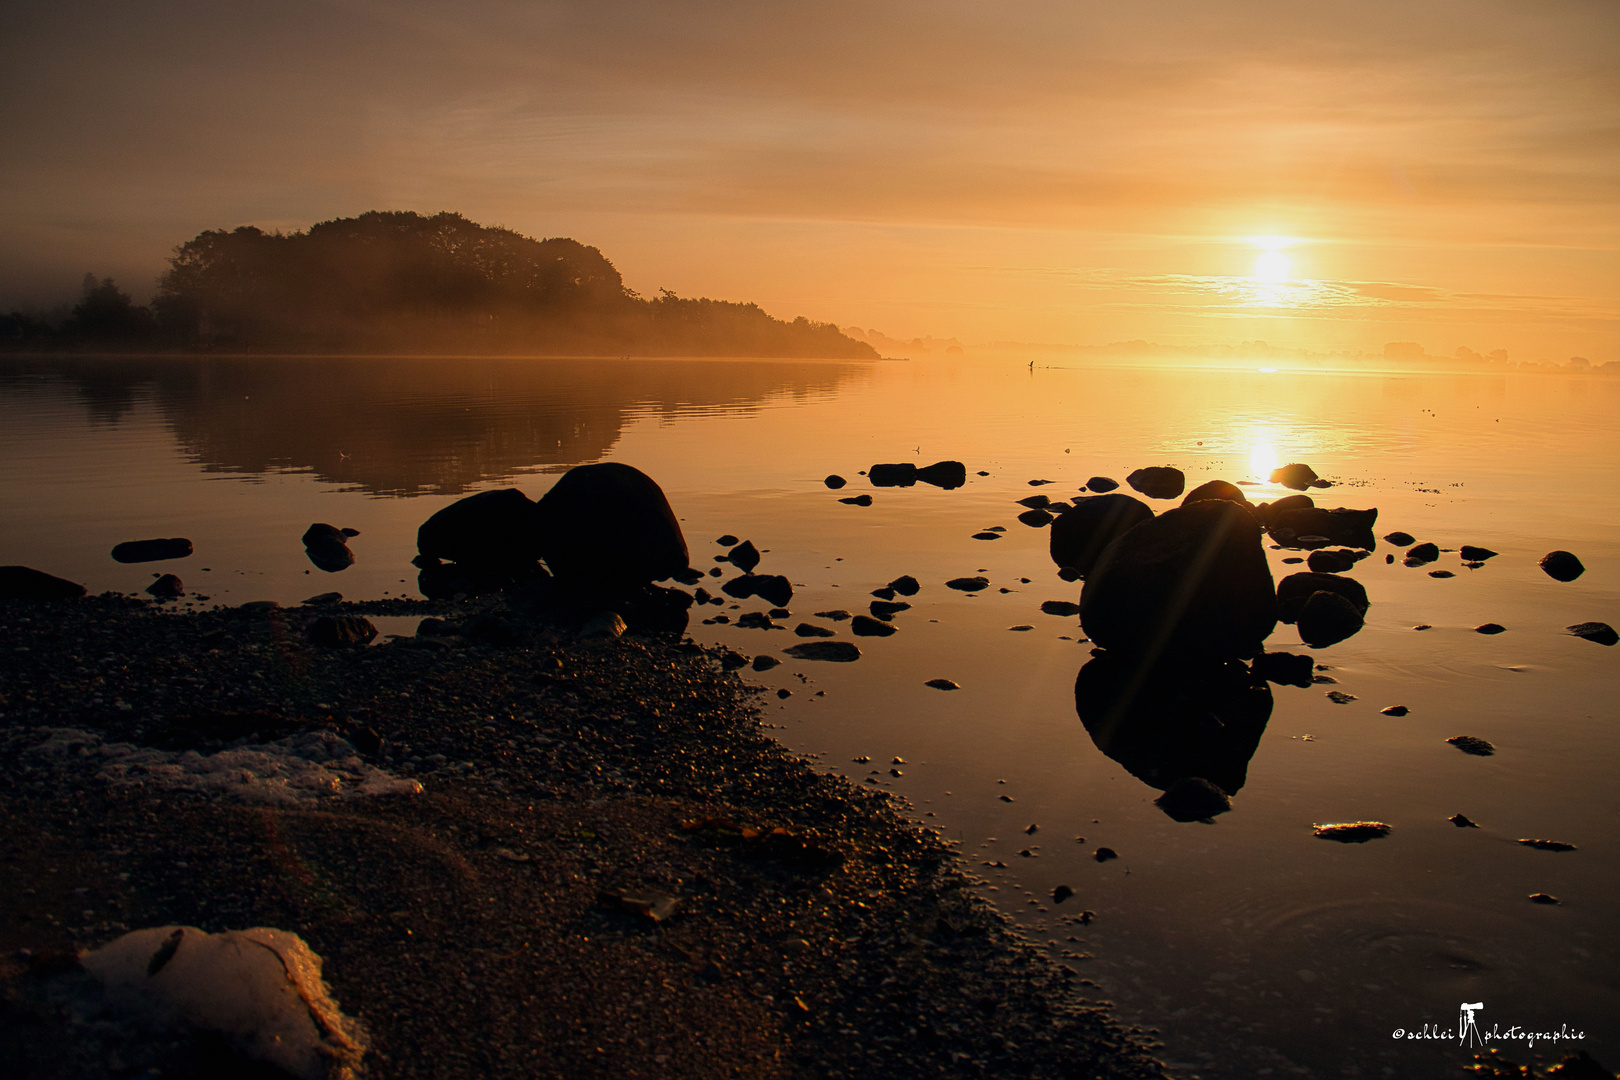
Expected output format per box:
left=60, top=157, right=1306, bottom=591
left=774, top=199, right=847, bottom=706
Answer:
left=0, top=211, right=879, bottom=359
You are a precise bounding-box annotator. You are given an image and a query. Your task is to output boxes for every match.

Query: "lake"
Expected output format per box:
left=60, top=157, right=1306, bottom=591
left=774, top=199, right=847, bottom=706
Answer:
left=2, top=353, right=1616, bottom=1077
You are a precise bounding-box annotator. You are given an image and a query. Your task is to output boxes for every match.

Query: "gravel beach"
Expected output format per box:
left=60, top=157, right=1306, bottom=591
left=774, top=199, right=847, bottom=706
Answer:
left=0, top=594, right=1169, bottom=1079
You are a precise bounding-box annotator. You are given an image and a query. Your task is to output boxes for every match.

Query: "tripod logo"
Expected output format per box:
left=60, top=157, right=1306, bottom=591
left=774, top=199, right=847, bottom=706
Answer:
left=1459, top=1002, right=1484, bottom=1048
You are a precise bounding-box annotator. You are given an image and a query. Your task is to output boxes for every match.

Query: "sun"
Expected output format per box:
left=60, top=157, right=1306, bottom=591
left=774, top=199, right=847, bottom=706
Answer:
left=1248, top=235, right=1298, bottom=282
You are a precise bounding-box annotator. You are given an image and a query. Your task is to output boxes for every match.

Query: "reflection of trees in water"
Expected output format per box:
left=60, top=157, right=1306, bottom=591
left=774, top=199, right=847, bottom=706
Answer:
left=9, top=356, right=870, bottom=496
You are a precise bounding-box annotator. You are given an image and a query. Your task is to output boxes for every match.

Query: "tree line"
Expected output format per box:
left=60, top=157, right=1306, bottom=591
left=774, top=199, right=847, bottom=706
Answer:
left=0, top=211, right=878, bottom=359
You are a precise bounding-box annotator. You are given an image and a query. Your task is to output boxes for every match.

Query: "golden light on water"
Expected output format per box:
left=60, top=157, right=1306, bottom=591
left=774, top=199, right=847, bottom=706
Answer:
left=1249, top=439, right=1279, bottom=479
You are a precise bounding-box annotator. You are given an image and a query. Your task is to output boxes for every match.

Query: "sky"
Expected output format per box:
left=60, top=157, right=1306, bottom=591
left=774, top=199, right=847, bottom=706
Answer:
left=3, top=0, right=1617, bottom=360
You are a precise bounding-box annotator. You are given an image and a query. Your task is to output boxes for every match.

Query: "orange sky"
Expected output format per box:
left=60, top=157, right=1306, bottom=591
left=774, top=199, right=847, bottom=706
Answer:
left=3, top=0, right=1616, bottom=360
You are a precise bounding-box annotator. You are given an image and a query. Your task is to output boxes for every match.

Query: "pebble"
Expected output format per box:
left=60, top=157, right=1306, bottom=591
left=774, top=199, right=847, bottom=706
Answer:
left=838, top=495, right=874, bottom=506
left=1447, top=735, right=1495, bottom=756
left=1380, top=705, right=1409, bottom=716
left=1449, top=814, right=1479, bottom=828
left=1474, top=623, right=1506, bottom=635
left=924, top=678, right=960, bottom=691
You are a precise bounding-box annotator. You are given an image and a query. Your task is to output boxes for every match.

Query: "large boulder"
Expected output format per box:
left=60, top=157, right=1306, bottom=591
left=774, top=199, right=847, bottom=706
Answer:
left=1048, top=494, right=1154, bottom=574
left=1296, top=591, right=1365, bottom=648
left=0, top=566, right=87, bottom=600
left=1126, top=466, right=1185, bottom=500
left=1276, top=571, right=1369, bottom=623
left=1269, top=506, right=1378, bottom=549
left=417, top=488, right=544, bottom=568
left=1182, top=480, right=1249, bottom=508
left=1080, top=499, right=1277, bottom=660
left=535, top=463, right=689, bottom=594
left=1252, top=494, right=1314, bottom=528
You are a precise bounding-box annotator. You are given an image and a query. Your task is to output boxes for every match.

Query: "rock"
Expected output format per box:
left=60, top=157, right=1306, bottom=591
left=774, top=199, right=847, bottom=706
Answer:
left=1448, top=735, right=1495, bottom=756
left=1052, top=884, right=1074, bottom=903
left=535, top=463, right=689, bottom=594
left=1018, top=508, right=1055, bottom=527
left=1313, top=822, right=1391, bottom=843
left=1270, top=463, right=1319, bottom=490
left=823, top=475, right=847, bottom=489
left=1039, top=600, right=1080, bottom=617
left=814, top=609, right=851, bottom=620
left=1325, top=690, right=1358, bottom=705
left=110, top=537, right=193, bottom=564
left=783, top=641, right=861, bottom=662
left=1085, top=476, right=1120, bottom=493
left=1048, top=494, right=1154, bottom=574
left=1080, top=500, right=1277, bottom=660
left=302, top=592, right=342, bottom=605
left=672, top=566, right=704, bottom=585
left=1381, top=705, right=1410, bottom=716
left=868, top=463, right=918, bottom=487
left=871, top=586, right=896, bottom=600
left=1125, top=466, right=1185, bottom=500
left=869, top=599, right=911, bottom=619
left=1567, top=621, right=1618, bottom=646
left=579, top=611, right=628, bottom=640
left=1306, top=549, right=1357, bottom=573
left=793, top=622, right=835, bottom=638
left=1297, top=591, right=1365, bottom=648
left=716, top=534, right=739, bottom=546
left=1404, top=542, right=1440, bottom=564
left=839, top=494, right=874, bottom=506
left=1270, top=506, right=1379, bottom=549
left=925, top=678, right=960, bottom=690
left=1459, top=545, right=1498, bottom=561
left=146, top=574, right=185, bottom=599
left=307, top=615, right=378, bottom=647
left=239, top=600, right=280, bottom=613
left=302, top=523, right=356, bottom=573
left=1383, top=531, right=1416, bottom=546
left=888, top=575, right=921, bottom=596
left=971, top=531, right=1002, bottom=540
left=915, top=460, right=967, bottom=488
left=719, top=650, right=748, bottom=669
left=1449, top=813, right=1478, bottom=827
left=1474, top=623, right=1506, bottom=635
left=751, top=654, right=781, bottom=671
left=721, top=573, right=794, bottom=607
left=1027, top=478, right=1054, bottom=486
left=736, top=611, right=777, bottom=629
left=1017, top=495, right=1052, bottom=509
left=1540, top=550, right=1585, bottom=581
left=1276, top=572, right=1369, bottom=623
left=1429, top=569, right=1455, bottom=578
left=851, top=615, right=897, bottom=637
left=1181, top=480, right=1249, bottom=507
left=1517, top=838, right=1577, bottom=852
left=1529, top=893, right=1559, bottom=904
left=1154, top=777, right=1233, bottom=822
left=300, top=523, right=347, bottom=549
left=1252, top=494, right=1314, bottom=528
left=1094, top=847, right=1119, bottom=862
left=417, top=488, right=545, bottom=569
left=946, top=576, right=990, bottom=591
left=78, top=925, right=367, bottom=1080
left=1253, top=651, right=1315, bottom=688
left=0, top=565, right=87, bottom=600
left=727, top=540, right=761, bottom=573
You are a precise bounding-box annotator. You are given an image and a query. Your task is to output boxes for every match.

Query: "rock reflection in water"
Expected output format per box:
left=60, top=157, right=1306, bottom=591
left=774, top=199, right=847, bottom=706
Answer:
left=1074, top=650, right=1272, bottom=819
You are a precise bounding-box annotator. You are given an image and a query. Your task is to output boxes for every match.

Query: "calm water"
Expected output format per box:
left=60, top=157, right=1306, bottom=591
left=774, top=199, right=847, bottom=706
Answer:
left=3, top=355, right=1617, bottom=1077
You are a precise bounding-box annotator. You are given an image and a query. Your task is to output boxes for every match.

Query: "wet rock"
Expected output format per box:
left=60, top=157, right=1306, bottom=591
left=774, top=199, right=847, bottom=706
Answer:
left=823, top=475, right=847, bottom=489
left=793, top=622, right=835, bottom=638
left=868, top=462, right=918, bottom=487
left=1540, top=550, right=1585, bottom=582
left=1253, top=651, right=1315, bottom=687
left=925, top=678, right=960, bottom=690
left=302, top=523, right=356, bottom=573
left=1380, top=705, right=1409, bottom=716
left=727, top=540, right=761, bottom=573
left=716, top=534, right=739, bottom=546
left=1429, top=570, right=1455, bottom=578
left=838, top=494, right=874, bottom=506
left=1306, top=549, right=1357, bottom=574
left=722, top=573, right=794, bottom=607
left=1057, top=567, right=1082, bottom=582
left=1040, top=600, right=1080, bottom=616
left=0, top=566, right=87, bottom=600
left=1474, top=623, right=1506, bottom=635
left=1270, top=506, right=1379, bottom=549
left=1052, top=884, right=1074, bottom=903
left=1027, top=478, right=1054, bottom=486
left=1448, top=735, right=1495, bottom=756
left=1567, top=621, right=1618, bottom=646
left=1404, top=542, right=1440, bottom=564
left=719, top=649, right=748, bottom=669
left=783, top=641, right=861, bottom=662
left=1517, top=838, right=1577, bottom=852
left=1126, top=466, right=1185, bottom=500
left=1313, top=822, right=1391, bottom=843
left=1181, top=480, right=1249, bottom=507
left=946, top=576, right=990, bottom=591
left=1270, top=463, right=1319, bottom=490
left=1048, top=493, right=1154, bottom=574
left=1325, top=689, right=1358, bottom=704
left=1018, top=508, right=1055, bottom=527
left=1093, top=847, right=1119, bottom=862
left=1459, top=545, right=1498, bottom=561
left=535, top=462, right=689, bottom=595
left=146, top=574, right=185, bottom=599
left=814, top=609, right=852, bottom=620
left=1449, top=813, right=1479, bottom=828
left=751, top=653, right=780, bottom=671
left=915, top=460, right=968, bottom=489
left=1017, top=495, right=1052, bottom=509
left=417, top=488, right=544, bottom=569
left=736, top=611, right=777, bottom=629
left=871, top=586, right=896, bottom=600
left=1085, top=475, right=1120, bottom=492
left=1154, top=777, right=1233, bottom=822
left=851, top=615, right=897, bottom=637
left=1276, top=572, right=1369, bottom=623
left=579, top=611, right=628, bottom=639
left=971, top=531, right=1002, bottom=540
left=1080, top=500, right=1277, bottom=660
left=1252, top=493, right=1314, bottom=528
left=1383, top=531, right=1416, bottom=546
left=308, top=615, right=379, bottom=647
left=1529, top=893, right=1559, bottom=904
left=869, top=600, right=911, bottom=619
left=887, top=575, right=921, bottom=596
left=110, top=537, right=194, bottom=563
left=1297, top=591, right=1366, bottom=648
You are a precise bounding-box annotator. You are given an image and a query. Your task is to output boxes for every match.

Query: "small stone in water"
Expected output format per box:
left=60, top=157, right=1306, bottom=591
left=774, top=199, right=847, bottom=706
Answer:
left=1475, top=623, right=1507, bottom=635
left=839, top=495, right=874, bottom=506
left=1383, top=531, right=1416, bottom=546
left=823, top=474, right=847, bottom=489
left=1449, top=814, right=1479, bottom=828
left=1459, top=545, right=1497, bottom=561
left=925, top=678, right=960, bottom=691
left=1567, top=622, right=1618, bottom=646
left=716, top=534, right=739, bottom=546
left=1539, top=550, right=1584, bottom=582
left=1380, top=705, right=1409, bottom=716
left=1040, top=600, right=1081, bottom=617
left=1448, top=735, right=1495, bottom=756
left=1429, top=570, right=1455, bottom=578
left=1325, top=691, right=1357, bottom=704
left=1528, top=893, right=1559, bottom=905
left=888, top=575, right=921, bottom=595
left=1517, top=838, right=1576, bottom=852
left=1313, top=822, right=1392, bottom=843
left=971, top=531, right=1002, bottom=540
left=794, top=623, right=835, bottom=638
left=1093, top=847, right=1119, bottom=862
left=1052, top=884, right=1074, bottom=903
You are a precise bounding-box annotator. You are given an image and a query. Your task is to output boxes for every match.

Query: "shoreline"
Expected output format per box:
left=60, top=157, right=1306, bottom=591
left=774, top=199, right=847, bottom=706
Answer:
left=0, top=594, right=1168, bottom=1078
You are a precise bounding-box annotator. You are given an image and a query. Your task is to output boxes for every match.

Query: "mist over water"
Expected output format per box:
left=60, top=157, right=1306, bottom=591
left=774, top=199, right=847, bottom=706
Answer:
left=2, top=354, right=1616, bottom=1077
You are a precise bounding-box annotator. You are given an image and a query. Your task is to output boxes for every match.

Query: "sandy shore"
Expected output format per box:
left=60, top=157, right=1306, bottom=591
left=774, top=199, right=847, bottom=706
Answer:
left=0, top=594, right=1167, bottom=1078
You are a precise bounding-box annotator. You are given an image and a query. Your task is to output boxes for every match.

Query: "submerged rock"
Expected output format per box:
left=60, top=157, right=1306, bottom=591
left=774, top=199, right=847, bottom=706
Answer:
left=110, top=538, right=193, bottom=564
left=946, top=576, right=990, bottom=592
left=1080, top=499, right=1277, bottom=660
left=924, top=678, right=960, bottom=691
left=1405, top=542, right=1440, bottom=564
left=888, top=575, right=921, bottom=596
left=783, top=641, right=861, bottom=662
left=0, top=565, right=87, bottom=600
left=1018, top=508, right=1055, bottom=527
left=1048, top=493, right=1154, bottom=574
left=1540, top=550, right=1585, bottom=582
left=1306, top=549, right=1358, bottom=574
left=721, top=573, right=794, bottom=608
left=839, top=494, right=874, bottom=506
left=851, top=614, right=897, bottom=637
left=302, top=523, right=356, bottom=573
left=1459, top=545, right=1498, bottom=561
left=793, top=622, right=835, bottom=638
left=1383, top=530, right=1416, bottom=546
left=1039, top=600, right=1080, bottom=617
left=1017, top=495, right=1052, bottom=509
left=1126, top=466, right=1185, bottom=500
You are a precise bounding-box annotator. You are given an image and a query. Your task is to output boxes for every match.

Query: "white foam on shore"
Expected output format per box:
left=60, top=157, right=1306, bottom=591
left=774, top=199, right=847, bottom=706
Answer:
left=26, top=727, right=423, bottom=804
